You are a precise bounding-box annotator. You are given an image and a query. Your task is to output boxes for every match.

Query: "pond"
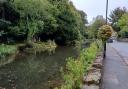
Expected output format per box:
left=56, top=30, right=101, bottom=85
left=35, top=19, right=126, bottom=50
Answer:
left=0, top=46, right=81, bottom=89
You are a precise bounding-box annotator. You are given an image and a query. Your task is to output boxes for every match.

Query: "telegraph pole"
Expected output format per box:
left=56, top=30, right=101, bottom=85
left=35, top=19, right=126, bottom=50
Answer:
left=106, top=0, right=108, bottom=24
left=103, top=0, right=109, bottom=58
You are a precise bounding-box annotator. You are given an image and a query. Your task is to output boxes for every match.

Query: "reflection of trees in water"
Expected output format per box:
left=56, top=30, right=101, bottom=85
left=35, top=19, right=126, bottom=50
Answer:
left=0, top=46, right=80, bottom=89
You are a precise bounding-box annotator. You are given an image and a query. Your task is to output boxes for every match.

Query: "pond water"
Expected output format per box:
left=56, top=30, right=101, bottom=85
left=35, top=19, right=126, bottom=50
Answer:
left=0, top=46, right=81, bottom=89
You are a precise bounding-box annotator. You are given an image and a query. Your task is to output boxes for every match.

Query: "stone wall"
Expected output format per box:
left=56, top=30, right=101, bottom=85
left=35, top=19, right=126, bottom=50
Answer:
left=82, top=52, right=103, bottom=89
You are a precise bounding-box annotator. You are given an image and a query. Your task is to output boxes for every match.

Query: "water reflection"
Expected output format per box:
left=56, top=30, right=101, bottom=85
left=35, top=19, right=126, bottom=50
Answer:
left=0, top=46, right=80, bottom=89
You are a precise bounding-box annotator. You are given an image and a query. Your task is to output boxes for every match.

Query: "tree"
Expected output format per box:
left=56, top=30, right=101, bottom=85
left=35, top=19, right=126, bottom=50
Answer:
left=117, top=14, right=128, bottom=29
left=0, top=0, right=87, bottom=45
left=78, top=10, right=88, bottom=24
left=118, top=26, right=128, bottom=38
left=0, top=1, right=19, bottom=42
left=117, top=14, right=128, bottom=38
left=78, top=10, right=88, bottom=38
left=52, top=0, right=83, bottom=45
left=87, top=15, right=106, bottom=38
left=92, top=15, right=106, bottom=30
left=109, top=7, right=127, bottom=32
left=11, top=0, right=58, bottom=42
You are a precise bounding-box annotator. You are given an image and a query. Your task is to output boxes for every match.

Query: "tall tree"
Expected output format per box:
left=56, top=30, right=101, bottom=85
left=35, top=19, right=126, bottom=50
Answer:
left=11, top=0, right=58, bottom=42
left=109, top=7, right=127, bottom=32
left=77, top=10, right=88, bottom=38
left=0, top=0, right=87, bottom=45
left=117, top=13, right=128, bottom=38
left=51, top=0, right=83, bottom=45
left=78, top=10, right=88, bottom=24
left=87, top=15, right=106, bottom=38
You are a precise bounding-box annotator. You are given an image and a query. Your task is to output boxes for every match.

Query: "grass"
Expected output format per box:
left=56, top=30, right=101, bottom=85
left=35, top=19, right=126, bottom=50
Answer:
left=0, top=40, right=57, bottom=66
left=23, top=40, right=57, bottom=54
left=0, top=44, right=17, bottom=59
left=0, top=44, right=17, bottom=66
left=55, top=40, right=102, bottom=89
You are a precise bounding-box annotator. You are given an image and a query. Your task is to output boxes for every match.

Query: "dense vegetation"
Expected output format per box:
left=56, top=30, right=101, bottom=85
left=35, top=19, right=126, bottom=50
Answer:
left=109, top=7, right=128, bottom=38
left=56, top=40, right=102, bottom=89
left=109, top=7, right=127, bottom=32
left=87, top=7, right=128, bottom=39
left=117, top=13, right=128, bottom=38
left=0, top=44, right=17, bottom=66
left=86, top=15, right=106, bottom=39
left=0, top=0, right=88, bottom=60
left=0, top=44, right=17, bottom=59
left=0, top=0, right=87, bottom=45
left=0, top=0, right=126, bottom=89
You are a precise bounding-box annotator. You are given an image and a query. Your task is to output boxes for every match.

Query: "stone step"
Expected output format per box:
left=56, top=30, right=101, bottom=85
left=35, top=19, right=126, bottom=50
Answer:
left=83, top=69, right=101, bottom=85
left=83, top=84, right=99, bottom=89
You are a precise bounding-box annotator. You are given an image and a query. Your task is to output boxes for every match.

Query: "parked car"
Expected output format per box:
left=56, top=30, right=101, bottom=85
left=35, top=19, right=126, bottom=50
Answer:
left=107, top=38, right=113, bottom=43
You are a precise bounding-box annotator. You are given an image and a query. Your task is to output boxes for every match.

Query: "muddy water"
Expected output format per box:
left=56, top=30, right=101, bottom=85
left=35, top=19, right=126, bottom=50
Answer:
left=0, top=46, right=80, bottom=89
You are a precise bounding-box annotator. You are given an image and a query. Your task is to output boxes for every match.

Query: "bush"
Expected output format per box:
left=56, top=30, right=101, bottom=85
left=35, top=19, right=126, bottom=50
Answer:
left=56, top=41, right=102, bottom=89
left=118, top=26, right=128, bottom=38
left=19, top=40, right=57, bottom=54
left=0, top=44, right=17, bottom=59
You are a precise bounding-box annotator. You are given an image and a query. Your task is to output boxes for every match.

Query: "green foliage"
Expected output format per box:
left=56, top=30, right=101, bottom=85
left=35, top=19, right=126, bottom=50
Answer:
left=78, top=10, right=88, bottom=38
left=22, top=40, right=57, bottom=54
left=54, top=1, right=84, bottom=44
left=109, top=7, right=127, bottom=32
left=117, top=14, right=128, bottom=29
left=118, top=26, right=128, bottom=38
left=117, top=14, right=128, bottom=38
left=0, top=0, right=87, bottom=45
left=0, top=2, right=20, bottom=23
left=86, top=15, right=106, bottom=39
left=57, top=41, right=101, bottom=89
left=8, top=25, right=25, bottom=37
left=98, top=25, right=113, bottom=41
left=78, top=10, right=88, bottom=24
left=0, top=44, right=17, bottom=59
left=12, top=0, right=52, bottom=19
left=11, top=0, right=58, bottom=41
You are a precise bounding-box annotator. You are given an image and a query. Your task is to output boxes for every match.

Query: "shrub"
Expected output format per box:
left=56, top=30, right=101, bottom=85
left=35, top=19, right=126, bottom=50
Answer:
left=118, top=26, right=128, bottom=38
left=20, top=40, right=57, bottom=54
left=56, top=41, right=102, bottom=89
left=0, top=44, right=17, bottom=59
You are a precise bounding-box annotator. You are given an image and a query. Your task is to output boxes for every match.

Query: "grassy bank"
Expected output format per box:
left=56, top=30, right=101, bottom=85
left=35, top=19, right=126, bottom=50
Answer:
left=0, top=44, right=18, bottom=66
left=0, top=44, right=17, bottom=59
left=18, top=40, right=57, bottom=55
left=0, top=40, right=57, bottom=66
left=55, top=40, right=102, bottom=89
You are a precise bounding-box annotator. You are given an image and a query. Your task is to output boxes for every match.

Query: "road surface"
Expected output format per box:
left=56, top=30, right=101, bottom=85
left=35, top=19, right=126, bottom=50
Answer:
left=102, top=41, right=128, bottom=89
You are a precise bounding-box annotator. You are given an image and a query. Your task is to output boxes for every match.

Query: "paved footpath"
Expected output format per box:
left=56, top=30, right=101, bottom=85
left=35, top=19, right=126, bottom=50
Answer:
left=101, top=42, right=128, bottom=89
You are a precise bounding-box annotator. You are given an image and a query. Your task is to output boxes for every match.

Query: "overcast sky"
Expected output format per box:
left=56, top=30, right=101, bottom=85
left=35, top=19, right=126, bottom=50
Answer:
left=71, top=0, right=128, bottom=22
